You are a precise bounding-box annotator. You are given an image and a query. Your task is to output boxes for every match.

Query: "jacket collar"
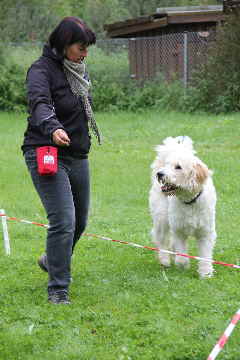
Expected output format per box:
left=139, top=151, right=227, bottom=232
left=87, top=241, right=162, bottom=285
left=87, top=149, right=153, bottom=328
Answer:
left=42, top=43, right=64, bottom=64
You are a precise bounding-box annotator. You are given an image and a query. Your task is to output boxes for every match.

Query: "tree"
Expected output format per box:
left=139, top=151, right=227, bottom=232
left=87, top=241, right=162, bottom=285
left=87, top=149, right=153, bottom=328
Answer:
left=0, top=0, right=77, bottom=42
left=119, top=0, right=219, bottom=18
left=189, top=9, right=240, bottom=113
left=82, top=0, right=219, bottom=33
left=83, top=0, right=129, bottom=35
left=0, top=0, right=58, bottom=42
left=0, top=0, right=221, bottom=42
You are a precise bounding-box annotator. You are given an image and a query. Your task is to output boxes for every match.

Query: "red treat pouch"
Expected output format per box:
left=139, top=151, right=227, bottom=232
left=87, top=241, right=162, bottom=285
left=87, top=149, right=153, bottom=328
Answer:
left=36, top=146, right=58, bottom=176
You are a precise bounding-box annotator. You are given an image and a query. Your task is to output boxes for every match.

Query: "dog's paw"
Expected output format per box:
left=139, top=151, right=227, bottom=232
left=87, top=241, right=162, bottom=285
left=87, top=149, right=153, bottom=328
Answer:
left=198, top=263, right=214, bottom=278
left=175, top=255, right=190, bottom=269
left=158, top=252, right=171, bottom=267
left=198, top=270, right=214, bottom=278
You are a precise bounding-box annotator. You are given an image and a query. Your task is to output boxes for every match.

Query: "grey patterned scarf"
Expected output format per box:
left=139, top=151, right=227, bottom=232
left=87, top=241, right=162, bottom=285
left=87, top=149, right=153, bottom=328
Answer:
left=63, top=58, right=102, bottom=145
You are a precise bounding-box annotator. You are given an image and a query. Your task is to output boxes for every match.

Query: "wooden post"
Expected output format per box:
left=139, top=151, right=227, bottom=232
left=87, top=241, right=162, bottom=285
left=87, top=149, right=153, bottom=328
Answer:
left=0, top=209, right=11, bottom=255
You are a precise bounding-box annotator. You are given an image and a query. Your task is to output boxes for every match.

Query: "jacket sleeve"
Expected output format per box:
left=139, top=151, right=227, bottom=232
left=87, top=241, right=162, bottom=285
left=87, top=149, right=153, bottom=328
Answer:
left=26, top=63, right=65, bottom=138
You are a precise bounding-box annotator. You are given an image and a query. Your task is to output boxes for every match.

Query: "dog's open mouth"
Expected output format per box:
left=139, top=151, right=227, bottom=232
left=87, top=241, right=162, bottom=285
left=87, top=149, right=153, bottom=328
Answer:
left=161, top=183, right=178, bottom=193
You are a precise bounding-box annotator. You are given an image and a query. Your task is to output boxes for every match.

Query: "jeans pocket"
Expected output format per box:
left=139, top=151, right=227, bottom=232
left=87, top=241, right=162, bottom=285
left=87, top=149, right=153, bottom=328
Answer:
left=24, top=149, right=37, bottom=171
left=24, top=149, right=36, bottom=158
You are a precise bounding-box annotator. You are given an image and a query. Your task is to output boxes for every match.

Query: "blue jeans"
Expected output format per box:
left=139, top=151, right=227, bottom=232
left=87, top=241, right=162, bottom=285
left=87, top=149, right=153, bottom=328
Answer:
left=24, top=149, right=90, bottom=290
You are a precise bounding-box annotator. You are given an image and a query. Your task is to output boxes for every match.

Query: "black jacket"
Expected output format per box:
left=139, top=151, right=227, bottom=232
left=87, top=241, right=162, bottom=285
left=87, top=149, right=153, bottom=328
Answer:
left=22, top=44, right=91, bottom=158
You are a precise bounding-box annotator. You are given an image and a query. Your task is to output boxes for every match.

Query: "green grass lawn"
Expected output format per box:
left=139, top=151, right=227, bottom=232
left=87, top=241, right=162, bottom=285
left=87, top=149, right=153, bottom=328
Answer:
left=1, top=110, right=240, bottom=359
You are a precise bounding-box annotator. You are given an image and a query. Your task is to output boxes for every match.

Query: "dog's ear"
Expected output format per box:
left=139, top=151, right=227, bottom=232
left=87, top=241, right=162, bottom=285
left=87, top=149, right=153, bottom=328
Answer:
left=194, top=162, right=209, bottom=184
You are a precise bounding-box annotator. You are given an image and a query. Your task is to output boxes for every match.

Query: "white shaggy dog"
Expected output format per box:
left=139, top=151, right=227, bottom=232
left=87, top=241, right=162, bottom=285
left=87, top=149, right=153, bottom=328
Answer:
left=149, top=136, right=217, bottom=278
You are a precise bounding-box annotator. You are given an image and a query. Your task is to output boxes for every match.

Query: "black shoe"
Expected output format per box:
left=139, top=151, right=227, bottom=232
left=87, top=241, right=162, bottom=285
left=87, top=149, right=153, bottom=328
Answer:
left=38, top=254, right=48, bottom=272
left=48, top=289, right=71, bottom=304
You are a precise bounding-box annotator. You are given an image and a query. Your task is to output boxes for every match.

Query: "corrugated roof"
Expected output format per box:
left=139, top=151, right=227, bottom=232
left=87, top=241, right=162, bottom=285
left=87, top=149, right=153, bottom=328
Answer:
left=156, top=5, right=223, bottom=14
left=104, top=5, right=225, bottom=38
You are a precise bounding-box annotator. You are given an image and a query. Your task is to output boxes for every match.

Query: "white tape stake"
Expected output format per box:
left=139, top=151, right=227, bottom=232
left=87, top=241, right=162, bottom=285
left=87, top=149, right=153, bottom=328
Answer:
left=0, top=209, right=10, bottom=255
left=207, top=308, right=240, bottom=360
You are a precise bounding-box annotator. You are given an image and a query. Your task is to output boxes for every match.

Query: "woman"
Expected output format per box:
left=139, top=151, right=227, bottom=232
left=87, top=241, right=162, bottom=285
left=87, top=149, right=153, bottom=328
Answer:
left=22, top=17, right=101, bottom=304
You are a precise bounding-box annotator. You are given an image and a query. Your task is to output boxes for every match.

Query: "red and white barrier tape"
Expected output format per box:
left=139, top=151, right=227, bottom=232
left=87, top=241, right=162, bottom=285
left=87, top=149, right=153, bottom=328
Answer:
left=0, top=214, right=49, bottom=229
left=1, top=213, right=240, bottom=270
left=1, top=213, right=240, bottom=357
left=207, top=308, right=240, bottom=360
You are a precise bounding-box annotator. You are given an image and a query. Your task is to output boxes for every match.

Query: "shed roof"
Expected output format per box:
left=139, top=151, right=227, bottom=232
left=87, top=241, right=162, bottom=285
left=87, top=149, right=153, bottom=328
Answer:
left=104, top=5, right=225, bottom=38
left=156, top=5, right=223, bottom=14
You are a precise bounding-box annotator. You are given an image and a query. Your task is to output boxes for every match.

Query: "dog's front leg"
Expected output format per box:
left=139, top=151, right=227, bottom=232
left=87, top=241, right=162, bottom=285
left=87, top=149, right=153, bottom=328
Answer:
left=173, top=231, right=190, bottom=269
left=197, top=232, right=216, bottom=278
left=152, top=220, right=171, bottom=267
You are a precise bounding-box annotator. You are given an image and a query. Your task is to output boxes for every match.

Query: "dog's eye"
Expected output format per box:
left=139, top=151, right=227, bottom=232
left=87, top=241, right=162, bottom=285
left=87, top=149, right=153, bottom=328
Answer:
left=175, top=164, right=182, bottom=170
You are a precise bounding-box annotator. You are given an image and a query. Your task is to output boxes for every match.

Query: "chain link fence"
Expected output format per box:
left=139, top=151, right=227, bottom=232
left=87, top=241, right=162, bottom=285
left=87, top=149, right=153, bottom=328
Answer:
left=96, top=30, right=215, bottom=86
left=10, top=30, right=215, bottom=88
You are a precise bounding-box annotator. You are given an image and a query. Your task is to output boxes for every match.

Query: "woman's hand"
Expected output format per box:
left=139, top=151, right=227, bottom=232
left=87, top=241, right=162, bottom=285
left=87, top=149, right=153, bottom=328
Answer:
left=52, top=129, right=70, bottom=146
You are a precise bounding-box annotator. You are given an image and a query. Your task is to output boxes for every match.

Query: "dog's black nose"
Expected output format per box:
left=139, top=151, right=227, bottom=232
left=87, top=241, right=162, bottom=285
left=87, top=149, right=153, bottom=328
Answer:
left=157, top=171, right=164, bottom=181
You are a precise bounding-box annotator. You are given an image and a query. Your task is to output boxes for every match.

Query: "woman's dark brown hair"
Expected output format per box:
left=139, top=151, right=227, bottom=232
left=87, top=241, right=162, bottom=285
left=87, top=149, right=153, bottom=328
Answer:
left=49, top=17, right=96, bottom=55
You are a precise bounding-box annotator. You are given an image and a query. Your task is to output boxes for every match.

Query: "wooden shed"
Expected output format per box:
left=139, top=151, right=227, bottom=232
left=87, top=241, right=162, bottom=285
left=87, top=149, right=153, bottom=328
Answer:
left=104, top=5, right=226, bottom=81
left=224, top=0, right=240, bottom=13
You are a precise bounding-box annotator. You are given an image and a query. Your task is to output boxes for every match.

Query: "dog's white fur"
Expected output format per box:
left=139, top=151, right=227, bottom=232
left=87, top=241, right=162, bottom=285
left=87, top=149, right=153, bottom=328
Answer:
left=149, top=136, right=217, bottom=277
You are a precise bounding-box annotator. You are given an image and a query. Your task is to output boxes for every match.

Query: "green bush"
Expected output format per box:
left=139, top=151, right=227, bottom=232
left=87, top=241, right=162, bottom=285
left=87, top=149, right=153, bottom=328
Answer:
left=0, top=45, right=27, bottom=112
left=3, top=13, right=240, bottom=115
left=0, top=64, right=26, bottom=112
left=186, top=10, right=240, bottom=114
left=0, top=43, right=189, bottom=113
left=87, top=46, right=130, bottom=111
left=87, top=46, right=188, bottom=112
